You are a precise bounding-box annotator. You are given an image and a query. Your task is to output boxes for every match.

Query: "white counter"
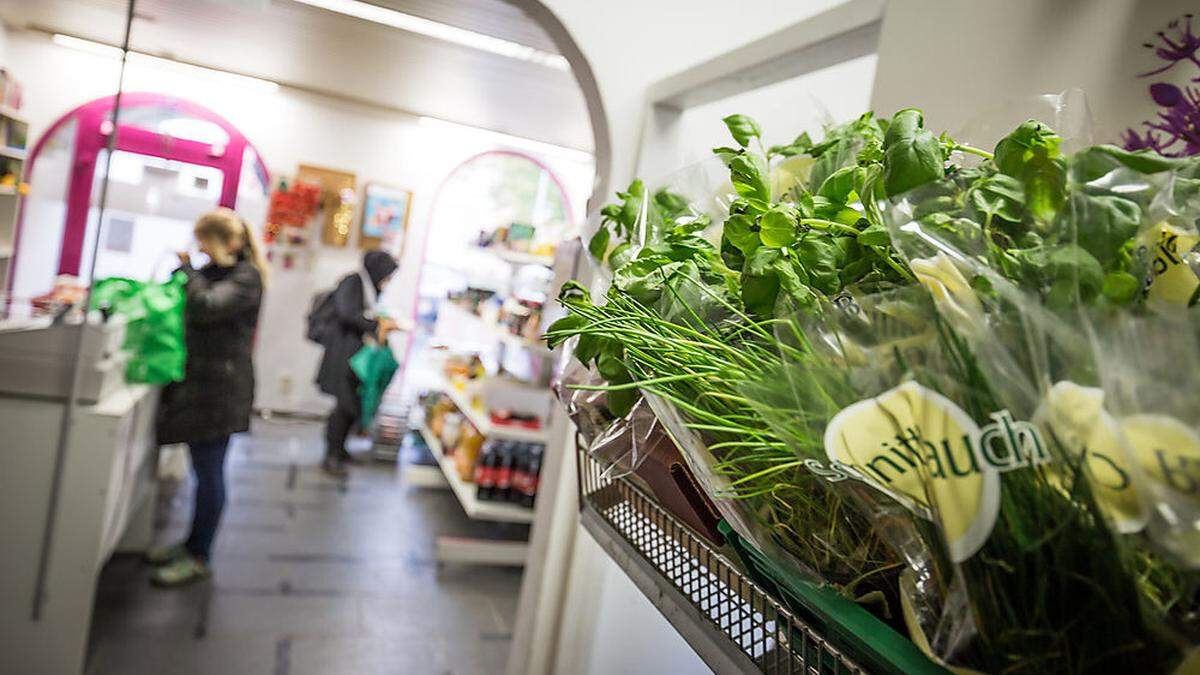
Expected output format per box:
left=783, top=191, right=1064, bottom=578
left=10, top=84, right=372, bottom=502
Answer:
left=0, top=383, right=160, bottom=675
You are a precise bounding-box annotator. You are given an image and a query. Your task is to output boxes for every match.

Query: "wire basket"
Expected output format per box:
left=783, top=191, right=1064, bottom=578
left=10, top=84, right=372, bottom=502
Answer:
left=577, top=446, right=866, bottom=674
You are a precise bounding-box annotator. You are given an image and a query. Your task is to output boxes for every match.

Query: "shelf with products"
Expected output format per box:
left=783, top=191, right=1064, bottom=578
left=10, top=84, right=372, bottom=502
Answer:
left=0, top=146, right=26, bottom=162
left=437, top=372, right=550, bottom=443
left=438, top=299, right=551, bottom=356
left=416, top=421, right=535, bottom=524
left=0, top=77, right=24, bottom=291
left=477, top=245, right=555, bottom=267
left=475, top=220, right=557, bottom=267
left=0, top=105, right=26, bottom=125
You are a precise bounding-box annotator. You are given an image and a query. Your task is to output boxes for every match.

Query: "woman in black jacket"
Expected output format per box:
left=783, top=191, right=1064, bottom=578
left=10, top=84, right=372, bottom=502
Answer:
left=147, top=208, right=266, bottom=587
left=317, top=250, right=397, bottom=476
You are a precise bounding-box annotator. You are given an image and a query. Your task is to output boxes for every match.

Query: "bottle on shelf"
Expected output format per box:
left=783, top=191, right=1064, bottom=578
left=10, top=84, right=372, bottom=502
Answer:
left=474, top=440, right=495, bottom=500
left=520, top=445, right=544, bottom=509
left=494, top=442, right=517, bottom=502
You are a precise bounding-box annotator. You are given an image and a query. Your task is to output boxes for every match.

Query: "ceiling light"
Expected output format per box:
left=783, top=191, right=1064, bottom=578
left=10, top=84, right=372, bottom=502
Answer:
left=51, top=33, right=280, bottom=93
left=52, top=33, right=123, bottom=58
left=289, top=0, right=569, bottom=71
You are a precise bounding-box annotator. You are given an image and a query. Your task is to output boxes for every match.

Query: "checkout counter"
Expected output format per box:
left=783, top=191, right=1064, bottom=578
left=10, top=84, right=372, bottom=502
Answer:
left=0, top=316, right=161, bottom=674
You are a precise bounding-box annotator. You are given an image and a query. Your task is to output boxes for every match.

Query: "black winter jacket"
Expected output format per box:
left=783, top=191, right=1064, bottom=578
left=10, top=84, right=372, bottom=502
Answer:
left=315, top=273, right=377, bottom=415
left=157, top=257, right=263, bottom=445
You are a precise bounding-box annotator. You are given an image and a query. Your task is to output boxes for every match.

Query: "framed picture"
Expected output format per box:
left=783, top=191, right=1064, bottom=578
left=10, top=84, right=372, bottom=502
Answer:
left=296, top=163, right=357, bottom=247
left=359, top=182, right=413, bottom=251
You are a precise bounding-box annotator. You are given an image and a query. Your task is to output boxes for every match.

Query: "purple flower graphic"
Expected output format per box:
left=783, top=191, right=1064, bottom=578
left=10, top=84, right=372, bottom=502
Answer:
left=1140, top=14, right=1200, bottom=78
left=1125, top=14, right=1200, bottom=156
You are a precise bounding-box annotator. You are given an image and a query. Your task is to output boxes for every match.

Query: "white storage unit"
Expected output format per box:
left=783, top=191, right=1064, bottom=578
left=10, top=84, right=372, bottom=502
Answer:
left=0, top=383, right=159, bottom=675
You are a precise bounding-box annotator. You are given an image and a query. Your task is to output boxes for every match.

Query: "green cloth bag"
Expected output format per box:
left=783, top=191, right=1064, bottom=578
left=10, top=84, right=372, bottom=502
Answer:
left=91, top=270, right=187, bottom=384
left=349, top=341, right=399, bottom=429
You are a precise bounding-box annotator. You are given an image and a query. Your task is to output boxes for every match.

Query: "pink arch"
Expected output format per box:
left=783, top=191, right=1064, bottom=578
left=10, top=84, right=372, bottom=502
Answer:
left=395, top=149, right=575, bottom=384
left=10, top=92, right=270, bottom=286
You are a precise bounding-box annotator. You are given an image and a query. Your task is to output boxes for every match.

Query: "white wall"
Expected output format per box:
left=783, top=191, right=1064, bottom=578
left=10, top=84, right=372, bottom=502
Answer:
left=5, top=29, right=593, bottom=414
left=544, top=0, right=852, bottom=195
left=871, top=0, right=1200, bottom=149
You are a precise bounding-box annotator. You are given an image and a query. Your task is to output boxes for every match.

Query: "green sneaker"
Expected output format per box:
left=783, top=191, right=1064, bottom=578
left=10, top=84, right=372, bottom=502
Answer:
left=150, top=555, right=211, bottom=587
left=143, top=543, right=187, bottom=567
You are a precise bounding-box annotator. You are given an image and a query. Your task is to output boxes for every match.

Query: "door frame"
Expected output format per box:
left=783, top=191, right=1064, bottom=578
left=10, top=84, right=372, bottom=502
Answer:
left=10, top=92, right=268, bottom=281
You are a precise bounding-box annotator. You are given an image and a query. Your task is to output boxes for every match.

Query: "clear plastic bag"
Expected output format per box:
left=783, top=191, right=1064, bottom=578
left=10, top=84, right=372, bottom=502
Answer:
left=876, top=168, right=1192, bottom=671
left=553, top=355, right=658, bottom=479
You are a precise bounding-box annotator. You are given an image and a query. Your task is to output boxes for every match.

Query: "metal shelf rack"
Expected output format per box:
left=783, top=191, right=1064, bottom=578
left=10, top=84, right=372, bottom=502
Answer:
left=576, top=448, right=865, bottom=675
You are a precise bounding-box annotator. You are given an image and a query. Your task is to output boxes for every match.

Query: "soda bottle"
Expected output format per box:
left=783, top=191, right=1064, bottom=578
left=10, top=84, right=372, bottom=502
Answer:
left=521, top=444, right=544, bottom=508
left=495, top=442, right=516, bottom=502
left=476, top=441, right=497, bottom=501
left=509, top=443, right=528, bottom=503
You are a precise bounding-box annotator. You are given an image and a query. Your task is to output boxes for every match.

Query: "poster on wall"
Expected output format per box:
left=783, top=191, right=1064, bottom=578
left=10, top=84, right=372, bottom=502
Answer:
left=360, top=182, right=412, bottom=252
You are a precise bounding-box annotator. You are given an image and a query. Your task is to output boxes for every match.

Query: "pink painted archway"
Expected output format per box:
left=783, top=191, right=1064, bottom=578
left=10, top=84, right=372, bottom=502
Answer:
left=396, top=149, right=574, bottom=383
left=10, top=92, right=269, bottom=286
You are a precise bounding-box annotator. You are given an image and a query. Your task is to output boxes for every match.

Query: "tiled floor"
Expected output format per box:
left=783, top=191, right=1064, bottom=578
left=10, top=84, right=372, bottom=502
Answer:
left=85, top=419, right=528, bottom=675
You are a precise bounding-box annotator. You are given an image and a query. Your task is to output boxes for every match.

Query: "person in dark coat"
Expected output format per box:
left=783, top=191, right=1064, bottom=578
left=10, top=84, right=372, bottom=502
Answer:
left=147, top=207, right=266, bottom=587
left=316, top=250, right=398, bottom=476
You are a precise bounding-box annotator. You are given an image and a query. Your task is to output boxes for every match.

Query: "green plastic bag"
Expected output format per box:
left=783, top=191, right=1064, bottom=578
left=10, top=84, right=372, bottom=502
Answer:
left=349, top=341, right=399, bottom=429
left=91, top=271, right=187, bottom=384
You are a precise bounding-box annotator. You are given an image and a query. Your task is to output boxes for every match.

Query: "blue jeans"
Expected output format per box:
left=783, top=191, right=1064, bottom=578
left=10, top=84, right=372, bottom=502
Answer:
left=184, top=435, right=231, bottom=562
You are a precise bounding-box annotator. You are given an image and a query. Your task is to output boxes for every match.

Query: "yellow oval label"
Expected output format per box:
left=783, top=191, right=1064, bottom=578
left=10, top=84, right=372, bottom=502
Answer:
left=1123, top=414, right=1200, bottom=502
left=1145, top=222, right=1200, bottom=306
left=1035, top=382, right=1147, bottom=533
left=824, top=381, right=1001, bottom=562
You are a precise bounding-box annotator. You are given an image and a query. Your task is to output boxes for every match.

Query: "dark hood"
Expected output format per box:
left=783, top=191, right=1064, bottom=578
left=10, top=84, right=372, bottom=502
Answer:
left=363, top=250, right=398, bottom=291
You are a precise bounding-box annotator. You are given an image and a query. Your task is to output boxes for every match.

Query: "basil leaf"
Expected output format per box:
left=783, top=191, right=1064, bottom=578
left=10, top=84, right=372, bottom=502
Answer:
left=759, top=206, right=798, bottom=247
left=856, top=223, right=891, bottom=247
left=655, top=189, right=691, bottom=218
left=724, top=213, right=761, bottom=254
left=1101, top=271, right=1139, bottom=304
left=1014, top=243, right=1103, bottom=300
left=883, top=109, right=944, bottom=197
left=1072, top=194, right=1140, bottom=266
left=596, top=352, right=628, bottom=383
left=606, top=381, right=638, bottom=418
left=587, top=226, right=610, bottom=262
left=723, top=114, right=763, bottom=148
left=729, top=152, right=771, bottom=203
left=613, top=256, right=679, bottom=304
left=608, top=242, right=634, bottom=272
left=574, top=333, right=601, bottom=365
left=1073, top=144, right=1185, bottom=181
left=793, top=234, right=842, bottom=295
left=769, top=131, right=813, bottom=158
left=994, top=120, right=1065, bottom=224
left=967, top=174, right=1025, bottom=224
left=741, top=247, right=784, bottom=317
left=817, top=165, right=863, bottom=204
left=544, top=314, right=585, bottom=349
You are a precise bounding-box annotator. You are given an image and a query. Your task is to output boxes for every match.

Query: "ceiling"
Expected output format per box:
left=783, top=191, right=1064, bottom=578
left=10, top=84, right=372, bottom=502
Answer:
left=0, top=0, right=594, bottom=151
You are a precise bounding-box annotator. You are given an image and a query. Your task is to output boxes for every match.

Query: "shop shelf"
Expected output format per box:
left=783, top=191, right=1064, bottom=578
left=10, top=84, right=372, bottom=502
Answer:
left=439, top=375, right=549, bottom=443
left=578, top=447, right=870, bottom=675
left=478, top=246, right=554, bottom=267
left=0, top=106, right=26, bottom=125
left=438, top=301, right=551, bottom=355
left=417, top=421, right=534, bottom=524
left=0, top=146, right=26, bottom=161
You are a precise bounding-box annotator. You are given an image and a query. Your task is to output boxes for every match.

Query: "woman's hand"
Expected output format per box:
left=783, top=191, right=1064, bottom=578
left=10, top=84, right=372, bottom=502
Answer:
left=176, top=251, right=192, bottom=268
left=376, top=317, right=398, bottom=342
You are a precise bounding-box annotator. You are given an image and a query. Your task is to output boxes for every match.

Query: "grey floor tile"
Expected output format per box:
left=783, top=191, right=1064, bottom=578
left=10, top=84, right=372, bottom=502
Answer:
left=87, top=419, right=523, bottom=675
left=286, top=635, right=445, bottom=675
left=87, top=634, right=277, bottom=675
